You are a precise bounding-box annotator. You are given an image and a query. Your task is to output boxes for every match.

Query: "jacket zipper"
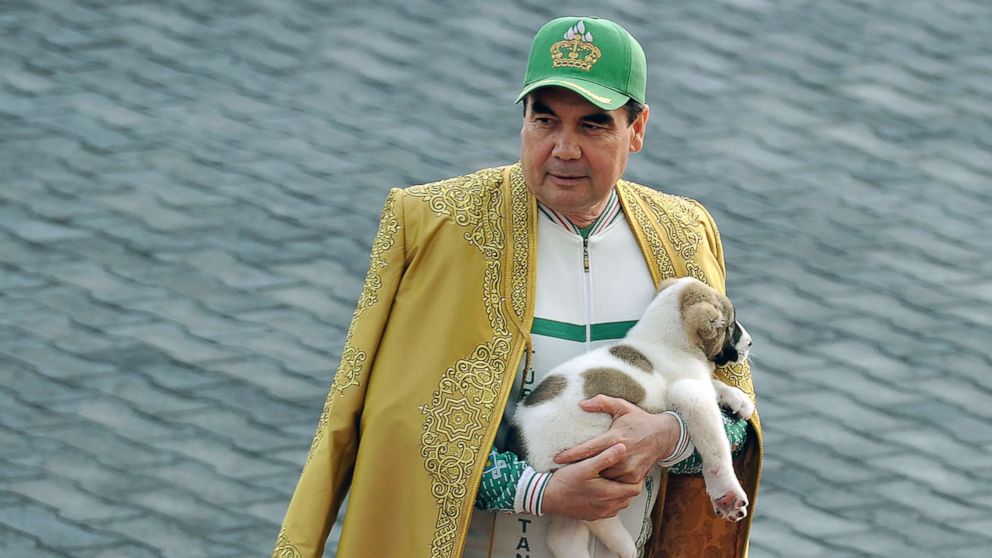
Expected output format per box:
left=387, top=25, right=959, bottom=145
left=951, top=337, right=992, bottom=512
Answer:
left=583, top=236, right=592, bottom=350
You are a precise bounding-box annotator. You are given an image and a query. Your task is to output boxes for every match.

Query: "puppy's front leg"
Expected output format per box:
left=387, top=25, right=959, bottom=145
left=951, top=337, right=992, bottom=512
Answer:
left=712, top=379, right=755, bottom=420
left=668, top=379, right=748, bottom=522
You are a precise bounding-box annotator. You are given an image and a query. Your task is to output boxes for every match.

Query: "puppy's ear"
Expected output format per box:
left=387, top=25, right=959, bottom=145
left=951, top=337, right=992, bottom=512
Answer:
left=684, top=302, right=726, bottom=356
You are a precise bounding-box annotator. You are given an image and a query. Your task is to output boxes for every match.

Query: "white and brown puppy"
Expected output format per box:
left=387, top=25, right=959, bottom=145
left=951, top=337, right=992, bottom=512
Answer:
left=511, top=276, right=754, bottom=558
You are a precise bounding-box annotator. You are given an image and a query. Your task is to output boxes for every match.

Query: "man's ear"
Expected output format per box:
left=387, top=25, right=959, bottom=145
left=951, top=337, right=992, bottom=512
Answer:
left=629, top=104, right=649, bottom=153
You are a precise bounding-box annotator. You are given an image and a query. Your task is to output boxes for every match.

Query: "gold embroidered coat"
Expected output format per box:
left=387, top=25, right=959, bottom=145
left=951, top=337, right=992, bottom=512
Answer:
left=273, top=164, right=762, bottom=558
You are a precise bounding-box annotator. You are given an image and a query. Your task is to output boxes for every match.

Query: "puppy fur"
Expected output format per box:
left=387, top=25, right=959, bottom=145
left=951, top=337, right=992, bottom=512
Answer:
left=511, top=277, right=754, bottom=558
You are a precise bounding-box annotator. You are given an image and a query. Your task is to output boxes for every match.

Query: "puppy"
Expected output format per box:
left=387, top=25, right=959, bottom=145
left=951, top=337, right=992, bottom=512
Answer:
left=511, top=276, right=755, bottom=558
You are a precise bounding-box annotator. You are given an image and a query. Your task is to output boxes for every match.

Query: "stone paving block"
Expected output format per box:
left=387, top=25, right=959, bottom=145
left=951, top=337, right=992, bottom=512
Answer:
left=868, top=451, right=986, bottom=497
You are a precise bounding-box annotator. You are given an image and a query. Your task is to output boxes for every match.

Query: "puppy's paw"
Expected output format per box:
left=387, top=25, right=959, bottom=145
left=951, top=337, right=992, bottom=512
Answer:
left=711, top=485, right=748, bottom=523
left=719, top=386, right=754, bottom=420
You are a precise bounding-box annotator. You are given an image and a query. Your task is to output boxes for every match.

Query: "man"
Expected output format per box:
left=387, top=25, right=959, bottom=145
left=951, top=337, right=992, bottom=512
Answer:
left=274, top=16, right=761, bottom=558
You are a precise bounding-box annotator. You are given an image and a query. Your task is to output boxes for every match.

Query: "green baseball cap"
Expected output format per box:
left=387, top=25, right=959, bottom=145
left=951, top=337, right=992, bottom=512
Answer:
left=516, top=16, right=647, bottom=111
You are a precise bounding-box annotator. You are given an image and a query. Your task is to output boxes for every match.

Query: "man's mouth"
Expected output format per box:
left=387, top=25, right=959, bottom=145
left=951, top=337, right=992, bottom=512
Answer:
left=548, top=173, right=586, bottom=185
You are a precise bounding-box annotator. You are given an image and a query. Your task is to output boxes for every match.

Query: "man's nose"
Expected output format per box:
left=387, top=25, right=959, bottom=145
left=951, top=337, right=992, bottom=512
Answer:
left=552, top=130, right=581, bottom=160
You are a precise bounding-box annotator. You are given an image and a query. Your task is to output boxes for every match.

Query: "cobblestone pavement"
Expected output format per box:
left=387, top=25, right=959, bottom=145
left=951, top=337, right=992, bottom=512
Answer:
left=1, top=0, right=990, bottom=556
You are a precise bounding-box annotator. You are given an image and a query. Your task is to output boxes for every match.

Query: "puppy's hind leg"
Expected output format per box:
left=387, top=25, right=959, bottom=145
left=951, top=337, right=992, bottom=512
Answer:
left=586, top=516, right=636, bottom=558
left=548, top=516, right=591, bottom=558
left=669, top=379, right=748, bottom=522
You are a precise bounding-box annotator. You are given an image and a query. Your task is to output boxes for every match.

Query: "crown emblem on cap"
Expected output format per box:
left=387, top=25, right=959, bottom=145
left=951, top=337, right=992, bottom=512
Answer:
left=550, top=20, right=601, bottom=71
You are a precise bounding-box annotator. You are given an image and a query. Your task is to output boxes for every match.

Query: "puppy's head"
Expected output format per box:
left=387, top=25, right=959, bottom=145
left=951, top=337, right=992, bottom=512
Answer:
left=657, top=277, right=751, bottom=366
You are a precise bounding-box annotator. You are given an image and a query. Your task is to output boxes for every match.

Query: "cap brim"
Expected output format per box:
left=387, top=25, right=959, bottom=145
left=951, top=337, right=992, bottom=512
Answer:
left=515, top=77, right=629, bottom=111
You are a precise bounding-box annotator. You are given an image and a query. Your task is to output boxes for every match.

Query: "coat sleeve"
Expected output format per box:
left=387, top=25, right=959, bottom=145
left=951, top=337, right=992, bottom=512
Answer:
left=274, top=188, right=408, bottom=558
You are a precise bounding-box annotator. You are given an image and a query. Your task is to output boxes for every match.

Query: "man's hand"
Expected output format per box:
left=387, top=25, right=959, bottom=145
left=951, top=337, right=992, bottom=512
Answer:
left=554, top=395, right=679, bottom=483
left=541, top=443, right=643, bottom=521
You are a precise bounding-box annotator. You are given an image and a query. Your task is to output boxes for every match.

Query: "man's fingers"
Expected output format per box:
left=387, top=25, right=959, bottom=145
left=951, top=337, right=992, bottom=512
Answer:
left=554, top=433, right=616, bottom=465
left=580, top=442, right=627, bottom=475
left=579, top=394, right=634, bottom=417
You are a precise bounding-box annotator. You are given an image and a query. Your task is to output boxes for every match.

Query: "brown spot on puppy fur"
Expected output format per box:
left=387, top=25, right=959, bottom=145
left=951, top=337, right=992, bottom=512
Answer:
left=609, top=345, right=653, bottom=372
left=522, top=374, right=567, bottom=406
left=678, top=281, right=735, bottom=360
left=582, top=368, right=646, bottom=405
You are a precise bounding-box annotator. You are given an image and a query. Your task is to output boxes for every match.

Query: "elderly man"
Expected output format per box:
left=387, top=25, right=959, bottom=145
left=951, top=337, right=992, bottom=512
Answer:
left=274, top=16, right=761, bottom=558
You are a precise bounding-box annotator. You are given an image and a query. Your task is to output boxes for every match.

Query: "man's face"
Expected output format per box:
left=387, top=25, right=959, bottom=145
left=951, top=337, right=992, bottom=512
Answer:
left=520, top=87, right=649, bottom=220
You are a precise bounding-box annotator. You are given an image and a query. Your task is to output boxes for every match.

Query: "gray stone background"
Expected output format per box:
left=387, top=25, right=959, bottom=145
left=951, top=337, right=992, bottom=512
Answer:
left=1, top=0, right=990, bottom=556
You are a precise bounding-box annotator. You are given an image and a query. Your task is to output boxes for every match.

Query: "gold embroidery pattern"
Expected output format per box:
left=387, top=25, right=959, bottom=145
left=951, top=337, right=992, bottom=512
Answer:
left=509, top=165, right=530, bottom=321
left=305, top=191, right=400, bottom=465
left=272, top=527, right=302, bottom=558
left=632, top=186, right=708, bottom=284
left=408, top=169, right=516, bottom=558
left=621, top=182, right=677, bottom=280
left=412, top=170, right=504, bottom=261
left=715, top=361, right=756, bottom=401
